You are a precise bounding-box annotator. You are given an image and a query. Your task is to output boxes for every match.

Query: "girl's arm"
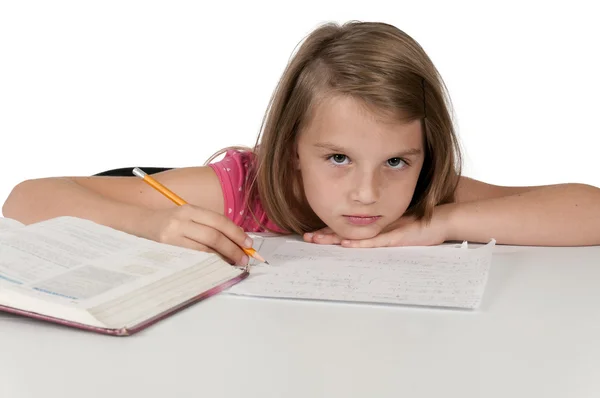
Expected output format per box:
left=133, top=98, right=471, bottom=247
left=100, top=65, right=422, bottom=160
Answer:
left=2, top=167, right=223, bottom=231
left=447, top=177, right=600, bottom=246
left=2, top=168, right=252, bottom=264
left=304, top=177, right=600, bottom=248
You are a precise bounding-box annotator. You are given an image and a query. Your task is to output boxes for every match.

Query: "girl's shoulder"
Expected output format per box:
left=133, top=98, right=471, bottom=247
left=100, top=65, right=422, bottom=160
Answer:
left=207, top=149, right=284, bottom=233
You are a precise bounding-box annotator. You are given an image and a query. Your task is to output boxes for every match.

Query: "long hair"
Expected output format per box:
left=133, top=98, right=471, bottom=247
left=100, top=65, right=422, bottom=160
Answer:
left=210, top=21, right=462, bottom=235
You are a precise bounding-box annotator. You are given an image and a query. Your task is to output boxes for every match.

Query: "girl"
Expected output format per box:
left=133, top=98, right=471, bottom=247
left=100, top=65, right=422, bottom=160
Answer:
left=3, top=21, right=600, bottom=268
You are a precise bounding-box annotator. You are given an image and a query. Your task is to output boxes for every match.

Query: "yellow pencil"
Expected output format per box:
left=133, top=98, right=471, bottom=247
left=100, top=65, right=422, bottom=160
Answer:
left=132, top=167, right=268, bottom=265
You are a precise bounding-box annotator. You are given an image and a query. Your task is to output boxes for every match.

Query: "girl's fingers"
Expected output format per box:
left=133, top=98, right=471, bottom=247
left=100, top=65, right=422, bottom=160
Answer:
left=178, top=238, right=216, bottom=254
left=315, top=233, right=342, bottom=245
left=303, top=232, right=316, bottom=242
left=178, top=237, right=236, bottom=265
left=303, top=228, right=342, bottom=245
left=340, top=230, right=401, bottom=248
left=185, top=205, right=253, bottom=249
left=181, top=219, right=249, bottom=266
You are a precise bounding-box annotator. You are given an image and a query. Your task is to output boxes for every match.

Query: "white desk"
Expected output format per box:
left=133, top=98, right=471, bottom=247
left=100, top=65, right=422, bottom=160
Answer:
left=1, top=245, right=599, bottom=398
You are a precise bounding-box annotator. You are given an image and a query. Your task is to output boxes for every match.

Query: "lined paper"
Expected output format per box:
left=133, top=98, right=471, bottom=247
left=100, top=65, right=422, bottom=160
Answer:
left=226, top=239, right=496, bottom=309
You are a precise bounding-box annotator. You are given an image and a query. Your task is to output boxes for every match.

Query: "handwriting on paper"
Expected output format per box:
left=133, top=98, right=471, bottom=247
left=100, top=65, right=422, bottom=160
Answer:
left=226, top=240, right=496, bottom=309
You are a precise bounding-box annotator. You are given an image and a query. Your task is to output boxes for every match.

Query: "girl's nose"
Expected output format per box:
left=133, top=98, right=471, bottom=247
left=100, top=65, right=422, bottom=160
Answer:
left=349, top=170, right=380, bottom=205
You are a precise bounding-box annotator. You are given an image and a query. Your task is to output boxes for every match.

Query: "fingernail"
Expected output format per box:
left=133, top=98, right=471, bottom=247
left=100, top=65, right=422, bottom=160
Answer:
left=305, top=233, right=313, bottom=239
left=244, top=237, right=253, bottom=248
left=317, top=234, right=324, bottom=239
left=240, top=255, right=249, bottom=266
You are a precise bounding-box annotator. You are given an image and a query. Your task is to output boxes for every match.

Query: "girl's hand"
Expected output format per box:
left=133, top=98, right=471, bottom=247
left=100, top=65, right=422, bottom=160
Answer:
left=143, top=204, right=252, bottom=266
left=303, top=227, right=343, bottom=245
left=303, top=205, right=452, bottom=248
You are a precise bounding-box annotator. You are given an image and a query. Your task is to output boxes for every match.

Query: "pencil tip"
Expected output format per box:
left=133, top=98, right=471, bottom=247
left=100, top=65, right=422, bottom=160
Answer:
left=264, top=260, right=270, bottom=265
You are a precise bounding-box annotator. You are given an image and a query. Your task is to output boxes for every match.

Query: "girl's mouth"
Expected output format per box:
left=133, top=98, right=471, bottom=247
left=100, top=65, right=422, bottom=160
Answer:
left=343, top=215, right=381, bottom=225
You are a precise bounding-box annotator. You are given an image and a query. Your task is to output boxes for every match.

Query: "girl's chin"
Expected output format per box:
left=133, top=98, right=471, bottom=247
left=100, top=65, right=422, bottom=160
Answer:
left=330, top=224, right=382, bottom=241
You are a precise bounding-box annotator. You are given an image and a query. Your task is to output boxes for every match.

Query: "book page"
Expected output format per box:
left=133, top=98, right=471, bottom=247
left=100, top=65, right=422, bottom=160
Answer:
left=226, top=239, right=496, bottom=309
left=0, top=217, right=25, bottom=232
left=0, top=216, right=219, bottom=308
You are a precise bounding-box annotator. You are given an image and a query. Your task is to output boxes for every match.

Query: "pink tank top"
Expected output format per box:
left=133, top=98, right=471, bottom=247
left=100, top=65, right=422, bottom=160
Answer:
left=208, top=149, right=286, bottom=233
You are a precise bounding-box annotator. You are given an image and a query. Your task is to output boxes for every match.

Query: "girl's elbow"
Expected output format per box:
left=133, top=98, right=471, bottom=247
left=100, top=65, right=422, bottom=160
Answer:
left=2, top=178, right=51, bottom=221
left=3, top=180, right=30, bottom=219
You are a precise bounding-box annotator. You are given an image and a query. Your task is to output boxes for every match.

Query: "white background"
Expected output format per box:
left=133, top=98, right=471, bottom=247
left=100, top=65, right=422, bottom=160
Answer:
left=1, top=0, right=598, bottom=208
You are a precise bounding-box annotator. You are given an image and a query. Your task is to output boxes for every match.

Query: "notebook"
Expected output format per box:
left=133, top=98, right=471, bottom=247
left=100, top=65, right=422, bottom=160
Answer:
left=0, top=216, right=247, bottom=336
left=0, top=215, right=496, bottom=337
left=225, top=235, right=496, bottom=309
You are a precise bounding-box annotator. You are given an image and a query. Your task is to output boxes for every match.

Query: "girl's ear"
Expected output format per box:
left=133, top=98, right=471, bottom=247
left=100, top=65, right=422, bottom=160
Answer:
left=293, top=140, right=301, bottom=170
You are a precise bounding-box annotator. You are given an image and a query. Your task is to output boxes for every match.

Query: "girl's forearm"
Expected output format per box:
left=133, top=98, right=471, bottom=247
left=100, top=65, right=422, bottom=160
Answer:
left=445, top=183, right=600, bottom=246
left=2, top=178, right=152, bottom=238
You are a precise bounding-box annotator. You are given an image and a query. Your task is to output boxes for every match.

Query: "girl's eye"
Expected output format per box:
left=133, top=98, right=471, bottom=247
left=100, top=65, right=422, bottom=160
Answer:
left=329, top=154, right=349, bottom=165
left=387, top=157, right=407, bottom=169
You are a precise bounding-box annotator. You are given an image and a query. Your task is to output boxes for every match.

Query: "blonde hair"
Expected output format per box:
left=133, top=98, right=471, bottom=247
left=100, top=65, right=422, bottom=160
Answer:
left=209, top=21, right=462, bottom=235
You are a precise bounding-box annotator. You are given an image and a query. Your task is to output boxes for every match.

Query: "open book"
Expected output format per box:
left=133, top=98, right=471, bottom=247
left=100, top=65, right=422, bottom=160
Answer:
left=0, top=216, right=247, bottom=336
left=1, top=215, right=497, bottom=335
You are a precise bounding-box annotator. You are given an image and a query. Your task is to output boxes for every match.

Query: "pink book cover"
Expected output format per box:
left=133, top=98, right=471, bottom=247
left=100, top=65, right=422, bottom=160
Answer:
left=0, top=271, right=249, bottom=336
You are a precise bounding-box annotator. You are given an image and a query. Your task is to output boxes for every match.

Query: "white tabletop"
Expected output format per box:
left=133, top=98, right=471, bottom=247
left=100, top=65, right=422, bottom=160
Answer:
left=1, top=244, right=600, bottom=398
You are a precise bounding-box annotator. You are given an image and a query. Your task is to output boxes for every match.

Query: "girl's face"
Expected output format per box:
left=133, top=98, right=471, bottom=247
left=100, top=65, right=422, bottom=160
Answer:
left=296, top=95, right=425, bottom=240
